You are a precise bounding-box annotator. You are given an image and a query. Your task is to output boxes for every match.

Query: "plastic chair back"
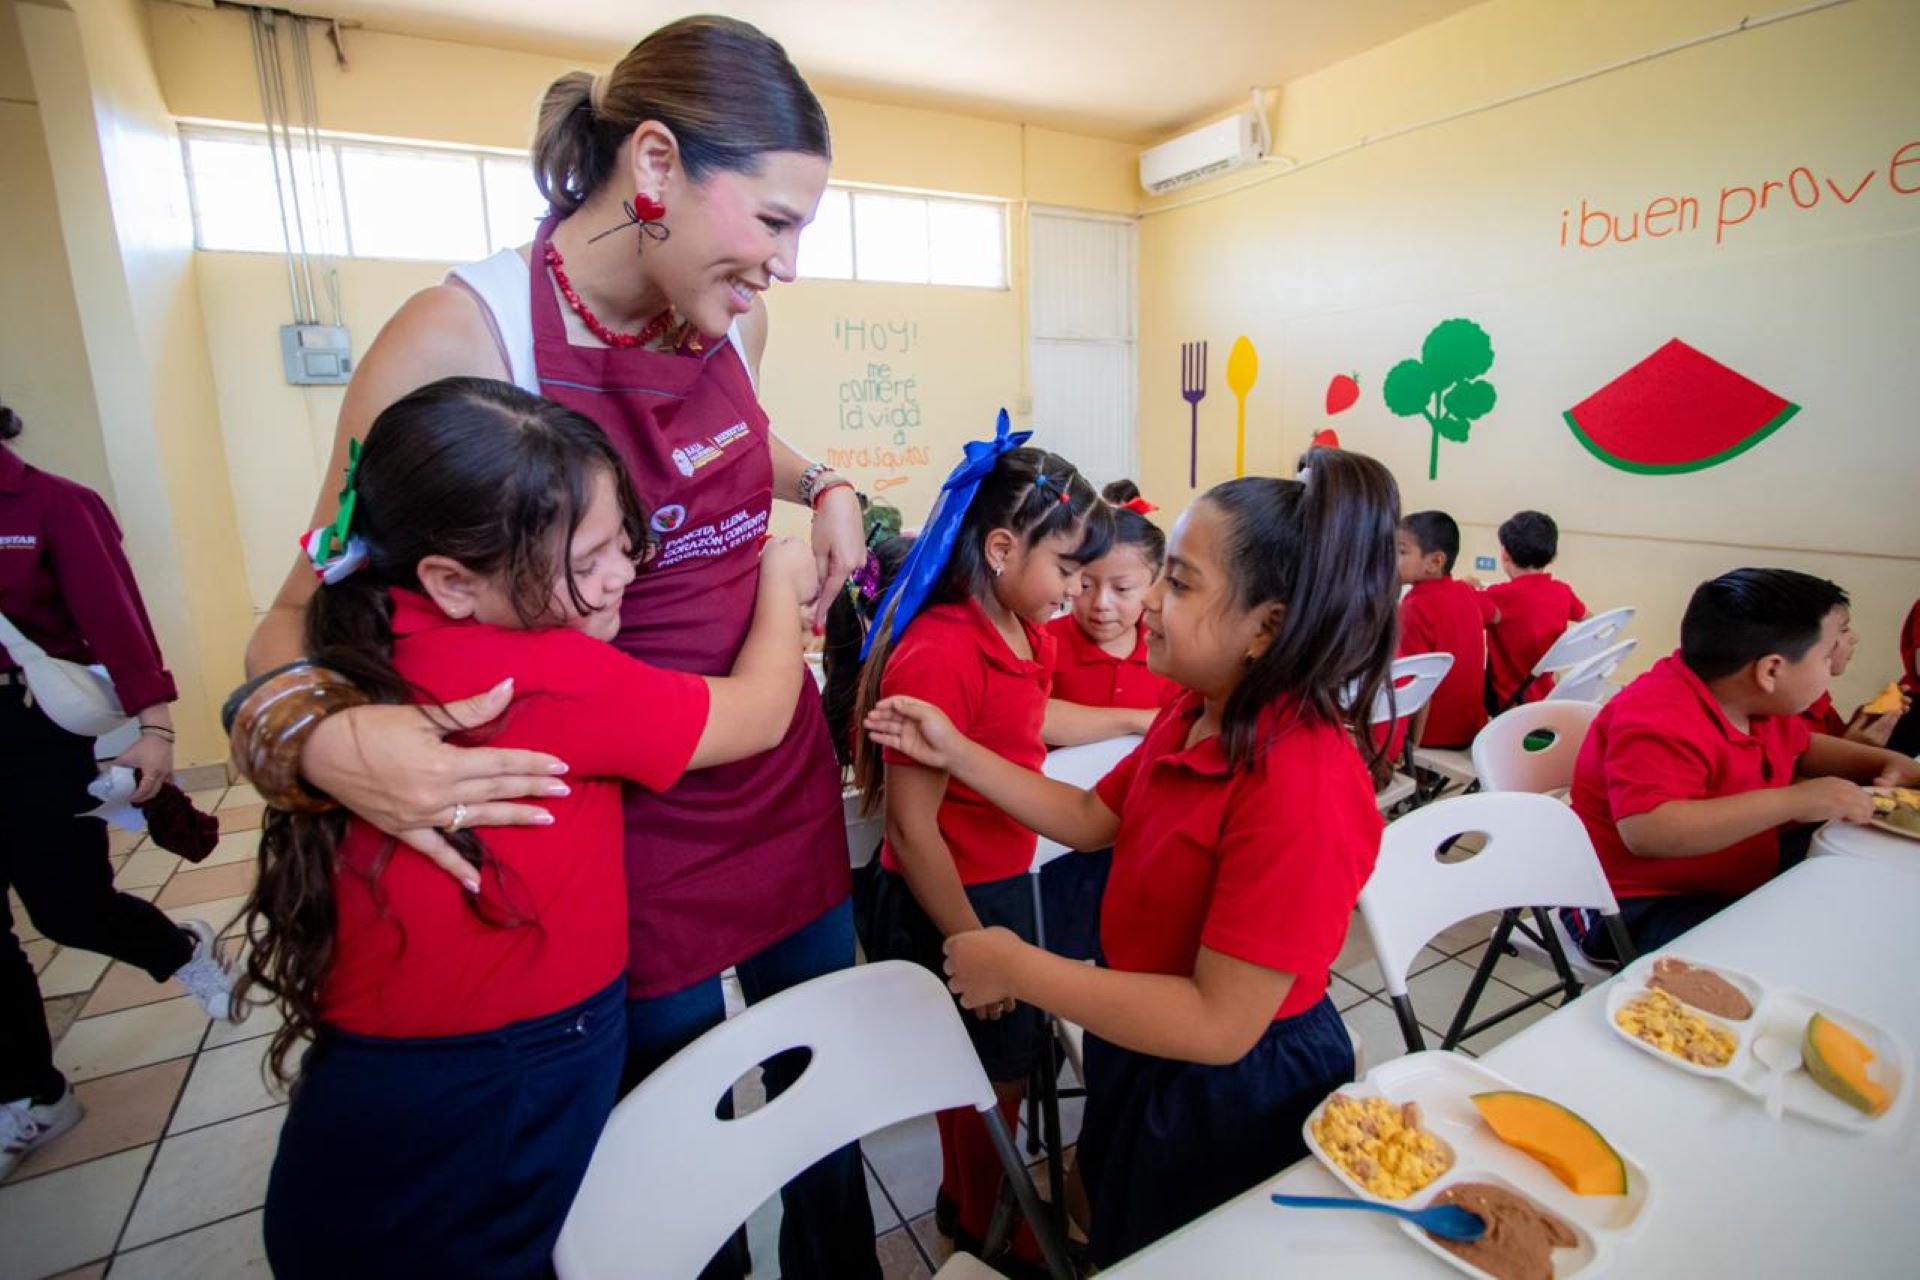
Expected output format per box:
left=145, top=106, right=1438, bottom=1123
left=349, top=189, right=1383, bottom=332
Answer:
left=1531, top=606, right=1634, bottom=677
left=1471, top=701, right=1601, bottom=795
left=1547, top=639, right=1637, bottom=704
left=1366, top=652, right=1455, bottom=727
left=556, top=962, right=1042, bottom=1278
left=1358, top=793, right=1621, bottom=1000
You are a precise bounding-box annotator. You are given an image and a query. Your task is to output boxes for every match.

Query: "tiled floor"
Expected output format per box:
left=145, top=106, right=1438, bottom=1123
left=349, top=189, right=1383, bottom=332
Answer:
left=6, top=785, right=1556, bottom=1279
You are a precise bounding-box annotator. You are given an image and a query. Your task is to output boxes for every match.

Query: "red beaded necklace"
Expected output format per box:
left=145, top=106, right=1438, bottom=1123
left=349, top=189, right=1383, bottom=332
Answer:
left=544, top=241, right=684, bottom=350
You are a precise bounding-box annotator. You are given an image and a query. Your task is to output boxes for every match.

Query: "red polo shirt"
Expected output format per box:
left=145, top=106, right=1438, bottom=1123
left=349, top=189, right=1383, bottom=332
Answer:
left=1901, top=599, right=1919, bottom=692
left=1485, top=573, right=1587, bottom=706
left=1798, top=691, right=1845, bottom=738
left=1093, top=691, right=1382, bottom=1020
left=319, top=589, right=710, bottom=1037
left=1398, top=577, right=1494, bottom=748
left=1570, top=651, right=1812, bottom=901
left=880, top=598, right=1053, bottom=884
left=1044, top=615, right=1173, bottom=710
left=0, top=445, right=176, bottom=713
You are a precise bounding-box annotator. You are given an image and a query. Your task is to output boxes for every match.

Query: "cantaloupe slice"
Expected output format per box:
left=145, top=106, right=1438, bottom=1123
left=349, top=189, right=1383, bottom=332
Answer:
left=1863, top=681, right=1905, bottom=716
left=1471, top=1091, right=1628, bottom=1196
left=1804, top=1014, right=1892, bottom=1116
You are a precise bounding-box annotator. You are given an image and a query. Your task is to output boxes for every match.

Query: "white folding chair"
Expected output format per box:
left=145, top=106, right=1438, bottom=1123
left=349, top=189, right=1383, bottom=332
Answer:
left=555, top=962, right=1071, bottom=1279
left=1357, top=793, right=1636, bottom=1052
left=1366, top=653, right=1454, bottom=813
left=843, top=783, right=884, bottom=871
left=1547, top=638, right=1637, bottom=705
left=1469, top=701, right=1614, bottom=984
left=1501, top=606, right=1634, bottom=709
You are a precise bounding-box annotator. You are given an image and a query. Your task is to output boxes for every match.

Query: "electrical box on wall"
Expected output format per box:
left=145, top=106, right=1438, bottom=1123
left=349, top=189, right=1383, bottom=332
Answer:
left=281, top=324, right=353, bottom=385
left=1475, top=556, right=1497, bottom=572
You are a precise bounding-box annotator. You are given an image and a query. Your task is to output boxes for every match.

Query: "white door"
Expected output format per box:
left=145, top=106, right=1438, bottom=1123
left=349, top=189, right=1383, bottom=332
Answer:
left=1028, top=209, right=1138, bottom=490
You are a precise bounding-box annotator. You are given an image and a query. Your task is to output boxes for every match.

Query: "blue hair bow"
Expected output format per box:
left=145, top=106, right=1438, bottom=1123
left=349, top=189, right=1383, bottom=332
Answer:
left=859, top=409, right=1031, bottom=660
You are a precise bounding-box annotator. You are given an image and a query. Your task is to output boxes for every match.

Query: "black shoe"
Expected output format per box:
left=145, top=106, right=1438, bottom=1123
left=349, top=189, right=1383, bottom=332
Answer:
left=935, top=1187, right=959, bottom=1238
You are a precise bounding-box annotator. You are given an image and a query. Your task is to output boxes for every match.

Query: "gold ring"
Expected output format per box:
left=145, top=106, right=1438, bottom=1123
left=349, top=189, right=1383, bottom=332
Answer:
left=444, top=802, right=470, bottom=834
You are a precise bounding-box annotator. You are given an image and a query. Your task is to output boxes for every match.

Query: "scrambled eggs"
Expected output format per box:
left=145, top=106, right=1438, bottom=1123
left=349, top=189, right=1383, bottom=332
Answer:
left=1615, top=989, right=1737, bottom=1067
left=1311, top=1094, right=1452, bottom=1200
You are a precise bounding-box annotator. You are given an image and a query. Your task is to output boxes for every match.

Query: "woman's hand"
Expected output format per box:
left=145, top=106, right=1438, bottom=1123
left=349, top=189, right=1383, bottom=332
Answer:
left=944, top=926, right=1027, bottom=1017
left=864, top=696, right=962, bottom=771
left=299, top=679, right=571, bottom=891
left=112, top=733, right=174, bottom=803
left=810, top=485, right=866, bottom=630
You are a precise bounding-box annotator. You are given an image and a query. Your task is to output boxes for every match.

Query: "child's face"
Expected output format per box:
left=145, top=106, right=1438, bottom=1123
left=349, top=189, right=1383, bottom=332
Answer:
left=1830, top=607, right=1858, bottom=677
left=1394, top=530, right=1445, bottom=585
left=992, top=526, right=1087, bottom=624
left=1757, top=606, right=1846, bottom=715
left=551, top=468, right=638, bottom=642
left=1141, top=502, right=1276, bottom=700
left=1073, top=544, right=1157, bottom=645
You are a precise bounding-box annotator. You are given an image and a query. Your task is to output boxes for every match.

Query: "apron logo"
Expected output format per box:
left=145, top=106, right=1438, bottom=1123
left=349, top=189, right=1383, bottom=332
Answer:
left=0, top=534, right=37, bottom=550
left=670, top=423, right=752, bottom=479
left=650, top=503, right=688, bottom=534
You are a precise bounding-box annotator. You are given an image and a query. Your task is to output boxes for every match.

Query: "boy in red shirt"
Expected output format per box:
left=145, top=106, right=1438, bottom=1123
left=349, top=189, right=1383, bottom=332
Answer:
left=1395, top=511, right=1493, bottom=749
left=1568, top=569, right=1920, bottom=963
left=1482, top=510, right=1587, bottom=709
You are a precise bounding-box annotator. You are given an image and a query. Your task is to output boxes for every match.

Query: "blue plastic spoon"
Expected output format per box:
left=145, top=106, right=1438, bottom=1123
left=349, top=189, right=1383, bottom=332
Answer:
left=1271, top=1193, right=1487, bottom=1242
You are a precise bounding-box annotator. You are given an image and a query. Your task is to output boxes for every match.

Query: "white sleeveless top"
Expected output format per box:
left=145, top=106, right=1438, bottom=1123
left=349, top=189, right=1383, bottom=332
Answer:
left=446, top=247, right=755, bottom=393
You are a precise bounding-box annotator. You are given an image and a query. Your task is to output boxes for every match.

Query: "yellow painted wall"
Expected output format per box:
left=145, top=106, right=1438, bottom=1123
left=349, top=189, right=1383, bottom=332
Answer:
left=145, top=0, right=1133, bottom=608
left=1137, top=0, right=1920, bottom=712
left=0, top=1, right=113, bottom=498
left=15, top=0, right=253, bottom=766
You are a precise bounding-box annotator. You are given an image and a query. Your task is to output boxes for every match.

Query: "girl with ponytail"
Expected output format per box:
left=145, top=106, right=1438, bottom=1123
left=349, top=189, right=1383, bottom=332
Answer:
left=241, top=376, right=818, bottom=1277
left=866, top=449, right=1402, bottom=1266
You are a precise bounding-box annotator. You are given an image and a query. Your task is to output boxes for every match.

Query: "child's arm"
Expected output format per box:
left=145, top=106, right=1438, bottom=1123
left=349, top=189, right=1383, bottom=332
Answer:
left=1041, top=699, right=1155, bottom=748
left=1799, top=732, right=1920, bottom=787
left=867, top=695, right=1122, bottom=851
left=946, top=930, right=1287, bottom=1065
left=883, top=763, right=985, bottom=937
left=687, top=538, right=816, bottom=769
left=1617, top=779, right=1875, bottom=857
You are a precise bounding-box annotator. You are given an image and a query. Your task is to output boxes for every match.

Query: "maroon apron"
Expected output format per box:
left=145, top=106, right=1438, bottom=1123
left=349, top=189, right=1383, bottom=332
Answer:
left=526, top=220, right=849, bottom=997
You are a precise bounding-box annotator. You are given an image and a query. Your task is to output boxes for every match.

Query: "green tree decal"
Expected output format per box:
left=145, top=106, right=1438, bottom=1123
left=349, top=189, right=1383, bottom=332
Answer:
left=1383, top=318, right=1497, bottom=479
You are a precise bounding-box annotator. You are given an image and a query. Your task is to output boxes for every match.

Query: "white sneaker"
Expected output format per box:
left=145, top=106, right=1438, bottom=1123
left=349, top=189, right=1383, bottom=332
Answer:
left=173, top=919, right=238, bottom=1023
left=1, top=1084, right=84, bottom=1179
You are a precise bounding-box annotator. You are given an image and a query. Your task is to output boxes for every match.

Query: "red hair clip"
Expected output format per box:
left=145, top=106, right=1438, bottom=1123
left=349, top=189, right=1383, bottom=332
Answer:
left=1120, top=497, right=1158, bottom=515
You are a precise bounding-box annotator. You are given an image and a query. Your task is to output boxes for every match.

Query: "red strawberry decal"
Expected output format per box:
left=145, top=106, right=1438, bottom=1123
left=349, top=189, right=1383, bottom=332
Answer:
left=1326, top=372, right=1360, bottom=415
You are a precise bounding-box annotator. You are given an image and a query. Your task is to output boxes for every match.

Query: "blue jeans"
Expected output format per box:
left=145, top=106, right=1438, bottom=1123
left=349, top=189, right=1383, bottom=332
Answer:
left=623, top=899, right=879, bottom=1280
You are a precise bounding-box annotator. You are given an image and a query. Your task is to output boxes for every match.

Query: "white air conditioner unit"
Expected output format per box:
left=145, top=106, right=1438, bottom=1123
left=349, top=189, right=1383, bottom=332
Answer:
left=1139, top=109, right=1266, bottom=195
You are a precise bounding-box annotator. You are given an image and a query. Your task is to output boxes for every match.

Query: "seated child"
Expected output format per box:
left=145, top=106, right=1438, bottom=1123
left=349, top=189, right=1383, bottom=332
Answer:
left=822, top=534, right=915, bottom=770
left=1567, top=569, right=1920, bottom=963
left=1894, top=598, right=1920, bottom=756
left=1482, top=510, right=1587, bottom=709
left=1395, top=511, right=1493, bottom=749
left=1799, top=600, right=1910, bottom=746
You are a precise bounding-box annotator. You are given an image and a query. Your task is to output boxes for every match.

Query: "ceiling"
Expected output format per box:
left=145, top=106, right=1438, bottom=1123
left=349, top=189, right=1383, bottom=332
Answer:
left=278, top=0, right=1485, bottom=142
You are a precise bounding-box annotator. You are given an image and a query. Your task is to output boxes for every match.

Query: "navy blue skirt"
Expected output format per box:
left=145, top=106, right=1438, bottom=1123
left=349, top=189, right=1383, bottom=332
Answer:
left=1037, top=848, right=1111, bottom=965
left=862, top=867, right=1045, bottom=1083
left=1077, top=995, right=1354, bottom=1267
left=264, top=979, right=625, bottom=1280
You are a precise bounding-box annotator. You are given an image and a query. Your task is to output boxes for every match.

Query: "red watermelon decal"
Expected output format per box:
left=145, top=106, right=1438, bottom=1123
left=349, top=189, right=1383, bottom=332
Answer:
left=1564, top=339, right=1799, bottom=474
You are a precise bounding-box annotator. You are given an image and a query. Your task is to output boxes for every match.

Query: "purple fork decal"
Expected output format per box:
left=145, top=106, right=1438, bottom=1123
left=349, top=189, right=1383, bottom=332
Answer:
left=1181, top=341, right=1208, bottom=488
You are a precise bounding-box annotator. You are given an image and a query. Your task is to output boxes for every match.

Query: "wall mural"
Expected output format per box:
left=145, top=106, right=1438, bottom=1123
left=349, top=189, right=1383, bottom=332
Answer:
left=1383, top=317, right=1498, bottom=480
left=1180, top=340, right=1207, bottom=489
left=1325, top=372, right=1360, bottom=415
left=1563, top=337, right=1800, bottom=475
left=1227, top=336, right=1259, bottom=478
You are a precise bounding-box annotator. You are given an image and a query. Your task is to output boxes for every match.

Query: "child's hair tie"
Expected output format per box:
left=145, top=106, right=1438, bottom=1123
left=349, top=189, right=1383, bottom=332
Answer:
left=302, top=438, right=369, bottom=585
left=1032, top=472, right=1073, bottom=505
left=1120, top=496, right=1157, bottom=515
left=850, top=551, right=882, bottom=602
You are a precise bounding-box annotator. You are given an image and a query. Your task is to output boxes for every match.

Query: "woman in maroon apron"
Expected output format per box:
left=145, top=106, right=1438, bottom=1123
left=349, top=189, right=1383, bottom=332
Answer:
left=235, top=17, right=877, bottom=1279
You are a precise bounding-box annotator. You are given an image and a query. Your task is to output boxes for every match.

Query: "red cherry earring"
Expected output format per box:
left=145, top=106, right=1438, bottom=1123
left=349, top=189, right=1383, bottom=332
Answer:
left=589, top=193, right=671, bottom=251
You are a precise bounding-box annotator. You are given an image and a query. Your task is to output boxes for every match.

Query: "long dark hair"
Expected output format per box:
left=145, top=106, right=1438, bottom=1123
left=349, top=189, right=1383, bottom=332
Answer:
left=533, top=16, right=831, bottom=215
left=823, top=535, right=914, bottom=769
left=852, top=448, right=1110, bottom=808
left=237, top=377, right=646, bottom=1084
left=1202, top=450, right=1401, bottom=771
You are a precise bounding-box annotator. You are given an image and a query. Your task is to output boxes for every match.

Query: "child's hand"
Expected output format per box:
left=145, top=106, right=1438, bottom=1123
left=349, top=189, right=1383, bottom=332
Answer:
left=1873, top=754, right=1920, bottom=790
left=762, top=536, right=821, bottom=606
left=864, top=696, right=961, bottom=771
left=1464, top=574, right=1486, bottom=590
left=1846, top=699, right=1910, bottom=750
left=943, top=926, right=1025, bottom=1016
left=1786, top=776, right=1877, bottom=824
